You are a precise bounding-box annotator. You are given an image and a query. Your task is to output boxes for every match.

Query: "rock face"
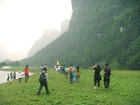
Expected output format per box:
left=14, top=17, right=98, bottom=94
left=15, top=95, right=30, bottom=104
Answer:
left=21, top=0, right=140, bottom=70
left=27, top=29, right=60, bottom=57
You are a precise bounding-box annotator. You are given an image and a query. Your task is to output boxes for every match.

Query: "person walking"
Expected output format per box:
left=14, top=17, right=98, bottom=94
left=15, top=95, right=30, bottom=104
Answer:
left=76, top=66, right=81, bottom=83
left=104, top=64, right=111, bottom=89
left=24, top=65, right=29, bottom=83
left=93, top=63, right=101, bottom=89
left=7, top=73, right=10, bottom=81
left=69, top=65, right=74, bottom=84
left=37, top=67, right=50, bottom=95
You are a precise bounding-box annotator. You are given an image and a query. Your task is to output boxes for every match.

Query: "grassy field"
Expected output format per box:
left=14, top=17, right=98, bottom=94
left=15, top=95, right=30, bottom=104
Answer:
left=0, top=67, right=140, bottom=105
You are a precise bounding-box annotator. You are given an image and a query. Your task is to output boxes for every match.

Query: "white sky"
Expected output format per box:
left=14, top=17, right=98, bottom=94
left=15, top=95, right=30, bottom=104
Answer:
left=0, top=0, right=72, bottom=61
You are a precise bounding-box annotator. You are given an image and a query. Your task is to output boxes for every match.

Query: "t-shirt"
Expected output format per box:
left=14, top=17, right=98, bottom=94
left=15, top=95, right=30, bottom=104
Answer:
left=24, top=68, right=29, bottom=74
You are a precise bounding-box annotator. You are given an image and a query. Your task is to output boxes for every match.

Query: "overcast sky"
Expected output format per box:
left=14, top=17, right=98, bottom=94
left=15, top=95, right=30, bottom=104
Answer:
left=0, top=0, right=72, bottom=61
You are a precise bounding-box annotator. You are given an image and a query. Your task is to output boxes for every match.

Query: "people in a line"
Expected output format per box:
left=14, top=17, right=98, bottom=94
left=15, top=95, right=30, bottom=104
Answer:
left=73, top=66, right=76, bottom=81
left=40, top=65, right=44, bottom=72
left=10, top=72, right=13, bottom=80
left=13, top=72, right=16, bottom=80
left=37, top=67, right=50, bottom=95
left=69, top=65, right=74, bottom=84
left=7, top=73, right=10, bottom=81
left=24, top=65, right=29, bottom=83
left=18, top=71, right=22, bottom=83
left=104, top=64, right=111, bottom=89
left=64, top=66, right=69, bottom=78
left=93, top=63, right=101, bottom=89
left=76, top=66, right=81, bottom=83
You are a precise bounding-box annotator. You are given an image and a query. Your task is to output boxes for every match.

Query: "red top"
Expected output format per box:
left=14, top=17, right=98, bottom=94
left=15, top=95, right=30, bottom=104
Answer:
left=24, top=68, right=29, bottom=74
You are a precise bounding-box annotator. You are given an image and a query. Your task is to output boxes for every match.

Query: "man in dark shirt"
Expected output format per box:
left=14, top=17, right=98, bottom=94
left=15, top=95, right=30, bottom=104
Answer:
left=104, top=64, right=111, bottom=89
left=93, top=63, right=101, bottom=89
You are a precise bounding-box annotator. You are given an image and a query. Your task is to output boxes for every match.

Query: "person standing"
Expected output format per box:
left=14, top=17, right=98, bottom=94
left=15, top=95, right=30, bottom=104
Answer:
left=18, top=71, right=22, bottom=83
left=93, top=64, right=101, bottom=89
left=24, top=65, right=29, bottom=83
left=13, top=72, right=16, bottom=80
left=37, top=67, right=50, bottom=95
left=64, top=66, right=69, bottom=78
left=76, top=66, right=81, bottom=83
left=7, top=73, right=10, bottom=81
left=10, top=72, right=13, bottom=80
left=69, top=65, right=74, bottom=84
left=104, top=64, right=111, bottom=89
left=73, top=66, right=76, bottom=81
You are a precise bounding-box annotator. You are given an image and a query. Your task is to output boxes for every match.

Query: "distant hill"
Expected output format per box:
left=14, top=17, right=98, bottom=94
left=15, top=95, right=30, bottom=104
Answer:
left=60, top=20, right=70, bottom=34
left=27, top=20, right=70, bottom=57
left=21, top=0, right=140, bottom=70
left=27, top=29, right=60, bottom=57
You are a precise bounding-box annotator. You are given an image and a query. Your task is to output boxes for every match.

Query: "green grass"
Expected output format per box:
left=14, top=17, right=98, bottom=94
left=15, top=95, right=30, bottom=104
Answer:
left=0, top=68, right=140, bottom=105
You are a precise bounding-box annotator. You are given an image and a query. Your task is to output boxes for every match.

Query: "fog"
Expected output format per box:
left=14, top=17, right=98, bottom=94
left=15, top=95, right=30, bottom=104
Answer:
left=0, top=0, right=72, bottom=61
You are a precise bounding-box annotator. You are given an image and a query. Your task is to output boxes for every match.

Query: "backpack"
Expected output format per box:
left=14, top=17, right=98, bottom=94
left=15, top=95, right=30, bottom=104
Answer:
left=69, top=67, right=73, bottom=74
left=105, top=68, right=111, bottom=79
left=39, top=72, right=46, bottom=83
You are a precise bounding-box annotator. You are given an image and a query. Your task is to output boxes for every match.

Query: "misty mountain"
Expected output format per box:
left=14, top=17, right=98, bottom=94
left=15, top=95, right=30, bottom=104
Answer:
left=27, top=29, right=60, bottom=57
left=21, top=0, right=140, bottom=70
left=60, top=19, right=70, bottom=34
left=27, top=20, right=70, bottom=57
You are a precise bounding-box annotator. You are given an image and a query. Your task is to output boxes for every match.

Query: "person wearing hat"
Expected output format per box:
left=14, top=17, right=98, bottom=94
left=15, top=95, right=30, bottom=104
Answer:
left=93, top=63, right=101, bottom=89
left=37, top=67, right=50, bottom=95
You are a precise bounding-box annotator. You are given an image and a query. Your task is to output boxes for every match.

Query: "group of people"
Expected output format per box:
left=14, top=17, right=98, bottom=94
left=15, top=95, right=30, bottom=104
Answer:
left=6, top=65, right=30, bottom=83
left=93, top=63, right=111, bottom=89
left=55, top=65, right=81, bottom=84
left=5, top=63, right=111, bottom=96
left=7, top=72, right=16, bottom=81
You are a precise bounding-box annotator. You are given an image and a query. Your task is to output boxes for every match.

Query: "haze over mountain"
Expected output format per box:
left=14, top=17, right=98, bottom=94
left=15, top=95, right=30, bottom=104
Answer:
left=27, top=20, right=70, bottom=57
left=27, top=29, right=60, bottom=57
left=21, top=0, right=140, bottom=70
left=60, top=20, right=70, bottom=34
